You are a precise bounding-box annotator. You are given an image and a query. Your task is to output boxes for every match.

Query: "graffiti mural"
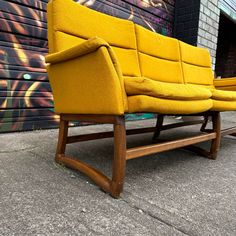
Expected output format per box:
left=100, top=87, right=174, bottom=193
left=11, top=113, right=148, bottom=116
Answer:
left=0, top=0, right=175, bottom=132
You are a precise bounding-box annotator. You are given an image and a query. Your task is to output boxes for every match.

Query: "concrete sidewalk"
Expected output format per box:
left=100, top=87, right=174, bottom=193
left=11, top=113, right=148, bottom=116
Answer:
left=0, top=113, right=236, bottom=235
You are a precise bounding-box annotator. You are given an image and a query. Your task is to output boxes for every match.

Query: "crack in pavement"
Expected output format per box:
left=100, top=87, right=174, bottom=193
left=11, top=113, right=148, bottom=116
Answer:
left=120, top=197, right=195, bottom=236
left=0, top=147, right=37, bottom=154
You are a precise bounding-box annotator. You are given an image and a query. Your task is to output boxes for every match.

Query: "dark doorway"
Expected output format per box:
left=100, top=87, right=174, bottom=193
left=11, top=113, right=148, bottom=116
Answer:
left=215, top=13, right=236, bottom=78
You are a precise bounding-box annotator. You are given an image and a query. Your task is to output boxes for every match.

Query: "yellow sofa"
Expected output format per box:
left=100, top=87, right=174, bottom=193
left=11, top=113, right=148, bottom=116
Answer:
left=46, top=0, right=230, bottom=197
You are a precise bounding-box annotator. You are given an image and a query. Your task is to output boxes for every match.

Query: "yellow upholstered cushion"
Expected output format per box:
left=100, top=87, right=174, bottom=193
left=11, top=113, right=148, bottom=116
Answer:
left=179, top=41, right=214, bottom=85
left=212, top=100, right=236, bottom=111
left=182, top=63, right=214, bottom=85
left=135, top=24, right=183, bottom=83
left=54, top=31, right=86, bottom=51
left=135, top=24, right=180, bottom=61
left=47, top=0, right=141, bottom=76
left=138, top=53, right=183, bottom=83
left=214, top=77, right=236, bottom=90
left=49, top=0, right=136, bottom=49
left=210, top=88, right=236, bottom=111
left=180, top=41, right=211, bottom=67
left=112, top=47, right=140, bottom=76
left=124, top=77, right=212, bottom=100
left=211, top=89, right=236, bottom=101
left=128, top=95, right=213, bottom=114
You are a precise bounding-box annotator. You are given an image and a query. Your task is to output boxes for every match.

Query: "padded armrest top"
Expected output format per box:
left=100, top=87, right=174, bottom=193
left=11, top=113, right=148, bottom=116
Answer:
left=214, top=77, right=236, bottom=87
left=45, top=36, right=109, bottom=64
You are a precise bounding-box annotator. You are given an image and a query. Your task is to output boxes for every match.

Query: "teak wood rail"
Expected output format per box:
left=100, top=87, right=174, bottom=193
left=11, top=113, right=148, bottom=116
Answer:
left=201, top=114, right=236, bottom=137
left=55, top=112, right=221, bottom=198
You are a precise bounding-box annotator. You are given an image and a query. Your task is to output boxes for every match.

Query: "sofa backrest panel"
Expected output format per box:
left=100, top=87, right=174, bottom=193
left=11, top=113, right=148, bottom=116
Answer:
left=135, top=25, right=184, bottom=83
left=179, top=41, right=214, bottom=86
left=47, top=0, right=140, bottom=76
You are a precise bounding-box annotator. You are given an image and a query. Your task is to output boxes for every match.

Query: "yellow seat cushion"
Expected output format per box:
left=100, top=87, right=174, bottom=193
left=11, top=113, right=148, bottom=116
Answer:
left=211, top=89, right=236, bottom=101
left=128, top=95, right=213, bottom=114
left=212, top=100, right=236, bottom=111
left=210, top=89, right=236, bottom=111
left=124, top=77, right=212, bottom=100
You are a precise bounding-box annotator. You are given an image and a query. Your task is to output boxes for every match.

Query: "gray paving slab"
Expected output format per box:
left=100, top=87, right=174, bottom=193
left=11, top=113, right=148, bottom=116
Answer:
left=0, top=113, right=236, bottom=235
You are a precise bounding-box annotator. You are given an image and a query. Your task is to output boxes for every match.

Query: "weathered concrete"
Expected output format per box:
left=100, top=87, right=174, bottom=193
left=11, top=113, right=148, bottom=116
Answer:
left=0, top=113, right=236, bottom=235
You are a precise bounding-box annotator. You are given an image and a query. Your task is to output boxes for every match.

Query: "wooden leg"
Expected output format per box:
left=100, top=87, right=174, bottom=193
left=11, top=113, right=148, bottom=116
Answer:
left=53, top=113, right=221, bottom=198
left=111, top=116, right=127, bottom=198
left=175, top=112, right=221, bottom=160
left=153, top=115, right=164, bottom=141
left=209, top=111, right=221, bottom=159
left=56, top=117, right=69, bottom=161
left=54, top=114, right=127, bottom=198
left=200, top=114, right=210, bottom=132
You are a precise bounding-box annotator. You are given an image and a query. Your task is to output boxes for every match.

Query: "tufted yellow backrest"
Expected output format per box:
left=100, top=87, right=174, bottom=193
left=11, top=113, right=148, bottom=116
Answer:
left=135, top=24, right=184, bottom=84
left=179, top=41, right=214, bottom=86
left=47, top=0, right=140, bottom=77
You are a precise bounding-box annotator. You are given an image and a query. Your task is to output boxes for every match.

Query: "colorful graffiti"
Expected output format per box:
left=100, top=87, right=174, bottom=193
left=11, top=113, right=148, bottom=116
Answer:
left=0, top=0, right=175, bottom=132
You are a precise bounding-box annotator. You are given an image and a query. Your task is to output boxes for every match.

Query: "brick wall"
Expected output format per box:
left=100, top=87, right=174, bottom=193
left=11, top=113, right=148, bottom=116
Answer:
left=174, top=0, right=200, bottom=45
left=197, top=0, right=220, bottom=69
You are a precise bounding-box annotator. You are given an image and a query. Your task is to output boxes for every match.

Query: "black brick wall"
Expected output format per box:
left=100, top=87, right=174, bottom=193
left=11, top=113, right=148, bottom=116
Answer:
left=174, top=0, right=200, bottom=45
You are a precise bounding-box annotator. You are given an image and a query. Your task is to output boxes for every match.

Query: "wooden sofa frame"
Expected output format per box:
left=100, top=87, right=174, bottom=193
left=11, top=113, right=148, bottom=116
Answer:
left=56, top=112, right=221, bottom=198
left=200, top=114, right=236, bottom=137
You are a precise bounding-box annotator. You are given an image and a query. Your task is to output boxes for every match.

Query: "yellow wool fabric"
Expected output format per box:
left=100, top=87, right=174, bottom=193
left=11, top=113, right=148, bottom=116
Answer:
left=47, top=1, right=54, bottom=53
left=179, top=41, right=211, bottom=67
left=47, top=0, right=216, bottom=116
left=135, top=25, right=180, bottom=61
left=46, top=37, right=109, bottom=64
left=128, top=95, right=213, bottom=114
left=124, top=77, right=212, bottom=100
left=213, top=86, right=236, bottom=91
left=49, top=0, right=136, bottom=49
left=55, top=31, right=86, bottom=51
left=135, top=24, right=183, bottom=83
left=47, top=0, right=140, bottom=77
left=212, top=100, right=236, bottom=111
left=138, top=53, right=183, bottom=83
left=179, top=41, right=214, bottom=85
left=47, top=46, right=125, bottom=115
left=182, top=63, right=214, bottom=85
left=211, top=89, right=236, bottom=101
left=111, top=46, right=141, bottom=77
left=214, top=77, right=236, bottom=90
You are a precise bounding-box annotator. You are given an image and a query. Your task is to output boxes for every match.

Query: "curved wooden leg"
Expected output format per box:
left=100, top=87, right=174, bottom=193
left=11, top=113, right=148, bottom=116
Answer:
left=111, top=116, right=127, bottom=198
left=56, top=117, right=69, bottom=161
left=153, top=115, right=164, bottom=141
left=54, top=115, right=127, bottom=198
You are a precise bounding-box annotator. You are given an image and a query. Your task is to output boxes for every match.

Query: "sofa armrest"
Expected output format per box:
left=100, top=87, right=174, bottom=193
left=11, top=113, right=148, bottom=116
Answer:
left=46, top=38, right=126, bottom=115
left=45, top=37, right=109, bottom=64
left=214, top=77, right=236, bottom=91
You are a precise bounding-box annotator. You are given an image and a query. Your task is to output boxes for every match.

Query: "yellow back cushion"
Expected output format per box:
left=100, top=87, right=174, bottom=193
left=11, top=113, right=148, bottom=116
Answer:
left=179, top=41, right=214, bottom=85
left=47, top=0, right=140, bottom=76
left=135, top=24, right=183, bottom=83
